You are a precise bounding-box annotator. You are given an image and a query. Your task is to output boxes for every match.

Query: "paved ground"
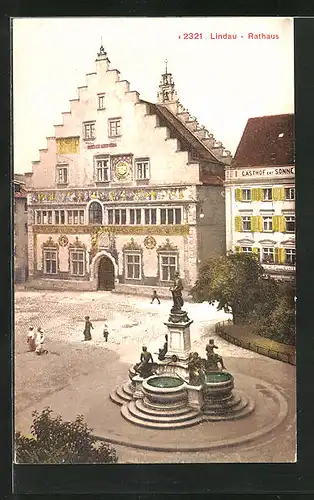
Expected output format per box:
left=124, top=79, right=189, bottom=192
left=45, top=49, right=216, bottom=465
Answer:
left=14, top=290, right=296, bottom=463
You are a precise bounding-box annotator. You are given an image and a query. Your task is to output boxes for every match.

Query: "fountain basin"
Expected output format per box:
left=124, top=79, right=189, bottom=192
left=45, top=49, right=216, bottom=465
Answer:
left=142, top=375, right=187, bottom=406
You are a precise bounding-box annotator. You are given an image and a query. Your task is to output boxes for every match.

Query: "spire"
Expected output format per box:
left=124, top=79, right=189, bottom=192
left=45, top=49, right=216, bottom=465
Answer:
left=96, top=40, right=110, bottom=63
left=157, top=59, right=178, bottom=105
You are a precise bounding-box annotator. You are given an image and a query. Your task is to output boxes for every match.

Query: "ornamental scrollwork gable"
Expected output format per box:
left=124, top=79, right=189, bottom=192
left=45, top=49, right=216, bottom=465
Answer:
left=68, top=236, right=87, bottom=250
left=42, top=237, right=59, bottom=249
left=123, top=238, right=142, bottom=252
left=157, top=238, right=178, bottom=253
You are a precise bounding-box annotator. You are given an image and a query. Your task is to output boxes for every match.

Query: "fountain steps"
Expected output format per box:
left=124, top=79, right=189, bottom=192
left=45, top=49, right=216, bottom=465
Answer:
left=121, top=401, right=203, bottom=429
left=110, top=381, right=134, bottom=405
left=135, top=398, right=194, bottom=417
left=202, top=391, right=255, bottom=421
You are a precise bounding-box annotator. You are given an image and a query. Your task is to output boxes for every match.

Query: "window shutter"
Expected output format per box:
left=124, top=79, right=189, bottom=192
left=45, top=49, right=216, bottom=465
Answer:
left=274, top=247, right=280, bottom=264
left=235, top=188, right=242, bottom=201
left=279, top=187, right=285, bottom=201
left=258, top=188, right=263, bottom=201
left=272, top=215, right=278, bottom=232
left=280, top=215, right=286, bottom=233
left=235, top=216, right=242, bottom=232
left=251, top=216, right=256, bottom=232
left=257, top=215, right=263, bottom=232
left=252, top=188, right=258, bottom=201
left=280, top=248, right=286, bottom=264
left=235, top=246, right=242, bottom=253
left=252, top=247, right=259, bottom=254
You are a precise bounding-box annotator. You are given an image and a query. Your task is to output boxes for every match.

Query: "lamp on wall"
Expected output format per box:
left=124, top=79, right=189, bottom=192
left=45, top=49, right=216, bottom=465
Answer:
left=199, top=207, right=205, bottom=219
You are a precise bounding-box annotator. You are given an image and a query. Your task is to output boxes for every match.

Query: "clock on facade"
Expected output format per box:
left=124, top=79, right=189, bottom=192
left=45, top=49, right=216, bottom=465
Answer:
left=115, top=161, right=130, bottom=180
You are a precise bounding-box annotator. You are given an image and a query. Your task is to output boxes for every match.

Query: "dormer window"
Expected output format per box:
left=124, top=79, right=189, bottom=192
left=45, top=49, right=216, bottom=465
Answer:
left=84, top=122, right=95, bottom=140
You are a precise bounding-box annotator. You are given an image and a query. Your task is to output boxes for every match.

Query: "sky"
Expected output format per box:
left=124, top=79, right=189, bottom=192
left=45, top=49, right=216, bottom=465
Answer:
left=13, top=17, right=294, bottom=174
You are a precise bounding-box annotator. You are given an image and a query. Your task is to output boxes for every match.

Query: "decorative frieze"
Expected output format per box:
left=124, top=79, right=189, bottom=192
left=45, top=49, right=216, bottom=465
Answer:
left=33, top=224, right=190, bottom=236
left=30, top=187, right=186, bottom=204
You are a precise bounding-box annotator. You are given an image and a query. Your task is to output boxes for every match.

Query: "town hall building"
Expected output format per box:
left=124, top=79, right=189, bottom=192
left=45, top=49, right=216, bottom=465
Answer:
left=25, top=45, right=232, bottom=292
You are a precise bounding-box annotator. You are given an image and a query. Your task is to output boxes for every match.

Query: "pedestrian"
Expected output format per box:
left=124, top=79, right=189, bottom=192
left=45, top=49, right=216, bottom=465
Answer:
left=103, top=323, right=109, bottom=342
left=150, top=289, right=161, bottom=304
left=35, top=327, right=48, bottom=355
left=83, top=316, right=93, bottom=341
left=27, top=326, right=36, bottom=352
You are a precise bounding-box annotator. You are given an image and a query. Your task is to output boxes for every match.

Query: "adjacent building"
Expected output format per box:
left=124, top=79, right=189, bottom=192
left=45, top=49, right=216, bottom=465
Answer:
left=224, top=114, right=295, bottom=280
left=14, top=174, right=29, bottom=283
left=25, top=47, right=231, bottom=292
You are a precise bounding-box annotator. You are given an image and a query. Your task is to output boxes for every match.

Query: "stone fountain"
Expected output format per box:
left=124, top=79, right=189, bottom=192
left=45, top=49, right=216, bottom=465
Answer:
left=110, top=273, right=255, bottom=428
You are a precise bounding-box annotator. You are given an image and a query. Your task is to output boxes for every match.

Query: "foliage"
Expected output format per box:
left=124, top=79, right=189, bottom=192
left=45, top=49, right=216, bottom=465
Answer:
left=15, top=407, right=118, bottom=464
left=190, top=252, right=266, bottom=324
left=190, top=252, right=296, bottom=345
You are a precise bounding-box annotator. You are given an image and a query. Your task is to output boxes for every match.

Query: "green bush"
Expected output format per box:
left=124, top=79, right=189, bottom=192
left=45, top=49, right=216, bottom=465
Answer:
left=15, top=407, right=118, bottom=464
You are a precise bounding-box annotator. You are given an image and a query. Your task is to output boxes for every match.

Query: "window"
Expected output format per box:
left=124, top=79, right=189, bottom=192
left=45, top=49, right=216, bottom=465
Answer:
left=88, top=201, right=102, bottom=225
left=42, top=211, right=47, bottom=224
left=108, top=118, right=121, bottom=137
left=242, top=246, right=252, bottom=254
left=70, top=250, right=85, bottom=276
left=160, top=255, right=177, bottom=282
left=56, top=165, right=68, bottom=184
left=48, top=211, right=52, bottom=224
left=108, top=210, right=113, bottom=225
left=79, top=210, right=84, bottom=224
left=114, top=209, right=126, bottom=224
left=285, top=187, right=295, bottom=201
left=285, top=248, right=296, bottom=265
left=262, top=247, right=274, bottom=263
left=98, top=94, right=105, bottom=109
left=55, top=210, right=65, bottom=224
left=24, top=202, right=27, bottom=212
left=285, top=215, right=295, bottom=233
left=84, top=122, right=95, bottom=140
left=262, top=188, right=273, bottom=201
left=263, top=216, right=273, bottom=232
left=144, top=208, right=157, bottom=225
left=73, top=210, right=79, bottom=225
left=136, top=160, right=150, bottom=180
left=130, top=209, right=142, bottom=225
left=44, top=250, right=57, bottom=274
left=68, top=211, right=73, bottom=224
left=126, top=253, right=141, bottom=279
left=242, top=216, right=251, bottom=232
left=96, top=158, right=109, bottom=182
left=160, top=208, right=182, bottom=225
left=242, top=189, right=251, bottom=201
left=36, top=211, right=41, bottom=224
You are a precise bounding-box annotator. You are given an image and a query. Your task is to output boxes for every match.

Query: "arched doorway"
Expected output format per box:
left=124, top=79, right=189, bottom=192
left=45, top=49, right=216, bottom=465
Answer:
left=98, top=257, right=115, bottom=290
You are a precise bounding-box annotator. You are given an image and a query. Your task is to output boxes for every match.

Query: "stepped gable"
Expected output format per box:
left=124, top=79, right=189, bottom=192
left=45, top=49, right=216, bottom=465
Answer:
left=146, top=101, right=222, bottom=164
left=232, top=113, right=294, bottom=168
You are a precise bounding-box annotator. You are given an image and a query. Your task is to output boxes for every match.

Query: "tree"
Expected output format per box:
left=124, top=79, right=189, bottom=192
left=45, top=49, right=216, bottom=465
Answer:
left=190, top=252, right=277, bottom=325
left=15, top=407, right=118, bottom=464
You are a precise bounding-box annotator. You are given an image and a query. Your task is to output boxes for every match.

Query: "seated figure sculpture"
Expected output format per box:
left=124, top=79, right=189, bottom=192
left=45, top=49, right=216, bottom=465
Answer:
left=158, top=334, right=168, bottom=361
left=188, top=352, right=205, bottom=386
left=134, top=345, right=156, bottom=378
left=205, top=339, right=226, bottom=371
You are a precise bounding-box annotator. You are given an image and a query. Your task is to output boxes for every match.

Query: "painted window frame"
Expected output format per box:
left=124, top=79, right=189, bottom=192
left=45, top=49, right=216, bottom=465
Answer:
left=70, top=249, right=86, bottom=277
left=125, top=252, right=142, bottom=280
left=84, top=121, right=96, bottom=140
left=159, top=253, right=178, bottom=282
left=44, top=248, right=58, bottom=275
left=108, top=118, right=121, bottom=138
left=95, top=156, right=110, bottom=182
left=135, top=159, right=150, bottom=180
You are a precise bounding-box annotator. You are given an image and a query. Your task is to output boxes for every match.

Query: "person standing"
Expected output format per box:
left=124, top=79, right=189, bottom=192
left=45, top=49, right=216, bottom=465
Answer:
left=83, top=316, right=93, bottom=341
left=103, top=323, right=109, bottom=342
left=27, top=326, right=36, bottom=352
left=150, top=289, right=161, bottom=304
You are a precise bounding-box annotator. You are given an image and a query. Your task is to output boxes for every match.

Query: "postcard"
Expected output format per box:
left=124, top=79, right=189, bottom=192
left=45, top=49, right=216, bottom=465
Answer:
left=13, top=16, right=295, bottom=467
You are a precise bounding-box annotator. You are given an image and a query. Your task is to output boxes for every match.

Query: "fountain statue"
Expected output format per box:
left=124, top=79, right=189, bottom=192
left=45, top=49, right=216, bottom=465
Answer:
left=170, top=271, right=184, bottom=312
left=205, top=339, right=226, bottom=371
left=158, top=334, right=168, bottom=361
left=133, top=346, right=157, bottom=378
